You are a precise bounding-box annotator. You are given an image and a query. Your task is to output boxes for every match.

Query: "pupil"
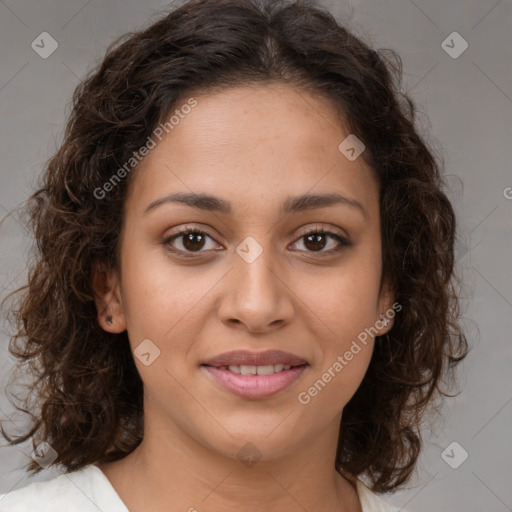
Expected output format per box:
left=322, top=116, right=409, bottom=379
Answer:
left=305, top=233, right=326, bottom=251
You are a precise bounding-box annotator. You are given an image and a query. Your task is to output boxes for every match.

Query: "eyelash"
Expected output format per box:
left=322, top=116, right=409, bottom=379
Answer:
left=162, top=225, right=353, bottom=258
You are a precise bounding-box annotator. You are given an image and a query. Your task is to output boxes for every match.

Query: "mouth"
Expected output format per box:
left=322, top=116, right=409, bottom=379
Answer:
left=200, top=349, right=309, bottom=399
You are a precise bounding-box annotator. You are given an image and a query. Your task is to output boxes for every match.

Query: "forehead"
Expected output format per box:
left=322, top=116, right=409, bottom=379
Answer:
left=126, top=84, right=378, bottom=219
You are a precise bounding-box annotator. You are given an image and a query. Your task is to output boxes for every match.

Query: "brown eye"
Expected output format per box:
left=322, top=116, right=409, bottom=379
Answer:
left=180, top=231, right=207, bottom=251
left=163, top=228, right=221, bottom=257
left=162, top=226, right=352, bottom=259
left=292, top=228, right=352, bottom=254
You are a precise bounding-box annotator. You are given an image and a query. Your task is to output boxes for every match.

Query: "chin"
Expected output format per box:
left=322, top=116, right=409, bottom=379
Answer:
left=195, top=415, right=307, bottom=461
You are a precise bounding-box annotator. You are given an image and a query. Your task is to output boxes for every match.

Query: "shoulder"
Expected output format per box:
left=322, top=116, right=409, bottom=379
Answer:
left=0, top=464, right=128, bottom=512
left=355, top=478, right=402, bottom=512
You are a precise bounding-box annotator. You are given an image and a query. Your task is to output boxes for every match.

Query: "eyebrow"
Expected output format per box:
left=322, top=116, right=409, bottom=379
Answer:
left=144, top=191, right=368, bottom=220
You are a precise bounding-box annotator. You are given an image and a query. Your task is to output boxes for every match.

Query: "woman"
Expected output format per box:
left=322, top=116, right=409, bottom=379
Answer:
left=0, top=0, right=468, bottom=510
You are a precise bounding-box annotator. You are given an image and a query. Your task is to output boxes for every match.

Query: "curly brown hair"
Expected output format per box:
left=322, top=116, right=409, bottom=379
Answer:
left=0, top=0, right=469, bottom=494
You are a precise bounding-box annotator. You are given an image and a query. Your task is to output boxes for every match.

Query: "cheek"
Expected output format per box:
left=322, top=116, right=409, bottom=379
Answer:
left=305, top=254, right=380, bottom=412
left=120, top=250, right=218, bottom=368
left=301, top=257, right=381, bottom=336
left=120, top=249, right=190, bottom=338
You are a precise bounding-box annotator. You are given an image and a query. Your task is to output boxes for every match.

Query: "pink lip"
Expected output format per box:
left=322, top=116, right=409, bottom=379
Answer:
left=203, top=349, right=307, bottom=367
left=202, top=365, right=307, bottom=399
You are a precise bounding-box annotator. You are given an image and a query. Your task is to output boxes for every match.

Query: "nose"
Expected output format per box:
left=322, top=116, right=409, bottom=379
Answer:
left=217, top=241, right=295, bottom=334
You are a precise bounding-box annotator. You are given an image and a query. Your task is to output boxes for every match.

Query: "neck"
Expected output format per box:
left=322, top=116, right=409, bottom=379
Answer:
left=98, top=413, right=361, bottom=512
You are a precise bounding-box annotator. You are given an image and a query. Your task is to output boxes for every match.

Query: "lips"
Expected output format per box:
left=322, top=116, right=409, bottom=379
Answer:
left=201, top=349, right=308, bottom=399
left=202, top=349, right=307, bottom=368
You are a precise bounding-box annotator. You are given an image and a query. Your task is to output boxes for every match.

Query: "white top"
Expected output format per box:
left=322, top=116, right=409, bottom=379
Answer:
left=0, top=464, right=401, bottom=511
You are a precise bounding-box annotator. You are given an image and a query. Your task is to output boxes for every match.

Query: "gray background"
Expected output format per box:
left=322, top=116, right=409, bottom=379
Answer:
left=0, top=0, right=511, bottom=510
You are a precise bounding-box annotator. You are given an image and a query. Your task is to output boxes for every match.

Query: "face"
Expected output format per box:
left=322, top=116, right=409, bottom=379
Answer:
left=93, top=84, right=394, bottom=462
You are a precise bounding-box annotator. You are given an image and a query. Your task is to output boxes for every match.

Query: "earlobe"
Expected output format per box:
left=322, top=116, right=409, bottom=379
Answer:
left=91, top=263, right=127, bottom=333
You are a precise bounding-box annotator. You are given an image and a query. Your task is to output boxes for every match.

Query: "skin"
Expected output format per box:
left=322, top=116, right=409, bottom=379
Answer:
left=93, top=83, right=395, bottom=512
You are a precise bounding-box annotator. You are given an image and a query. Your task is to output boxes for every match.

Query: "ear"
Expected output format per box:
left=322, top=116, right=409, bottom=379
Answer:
left=376, top=277, right=397, bottom=336
left=91, top=261, right=127, bottom=333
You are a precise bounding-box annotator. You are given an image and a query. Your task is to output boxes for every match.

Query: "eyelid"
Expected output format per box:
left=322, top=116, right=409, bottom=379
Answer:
left=294, top=223, right=348, bottom=239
